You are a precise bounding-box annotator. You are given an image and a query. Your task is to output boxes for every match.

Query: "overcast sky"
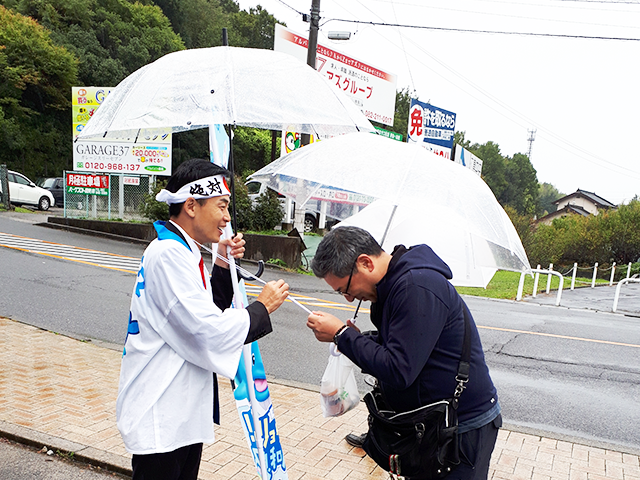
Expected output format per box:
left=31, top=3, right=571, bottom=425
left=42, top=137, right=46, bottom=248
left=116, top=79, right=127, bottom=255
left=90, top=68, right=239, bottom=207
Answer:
left=236, top=0, right=640, bottom=205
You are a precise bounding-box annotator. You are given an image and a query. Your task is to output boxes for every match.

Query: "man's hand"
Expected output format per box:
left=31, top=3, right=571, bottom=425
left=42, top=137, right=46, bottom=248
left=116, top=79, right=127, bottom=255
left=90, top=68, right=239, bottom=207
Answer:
left=307, top=311, right=347, bottom=342
left=346, top=318, right=360, bottom=333
left=256, top=279, right=289, bottom=314
left=216, top=233, right=245, bottom=268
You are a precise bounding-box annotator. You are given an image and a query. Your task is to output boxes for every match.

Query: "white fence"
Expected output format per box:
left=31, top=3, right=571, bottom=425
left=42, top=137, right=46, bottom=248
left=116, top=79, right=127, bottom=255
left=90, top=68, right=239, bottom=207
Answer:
left=517, top=261, right=637, bottom=312
left=517, top=266, right=564, bottom=306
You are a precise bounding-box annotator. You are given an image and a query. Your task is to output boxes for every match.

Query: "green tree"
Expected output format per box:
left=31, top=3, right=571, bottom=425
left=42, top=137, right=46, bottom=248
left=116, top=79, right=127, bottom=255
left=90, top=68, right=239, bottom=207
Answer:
left=453, top=130, right=471, bottom=150
left=538, top=182, right=564, bottom=216
left=232, top=127, right=276, bottom=177
left=471, top=141, right=507, bottom=201
left=0, top=5, right=78, bottom=177
left=503, top=205, right=535, bottom=255
left=252, top=188, right=283, bottom=231
left=3, top=0, right=185, bottom=86
left=229, top=5, right=279, bottom=50
left=503, top=153, right=539, bottom=216
left=153, top=0, right=279, bottom=50
left=603, top=199, right=640, bottom=264
left=155, top=0, right=227, bottom=49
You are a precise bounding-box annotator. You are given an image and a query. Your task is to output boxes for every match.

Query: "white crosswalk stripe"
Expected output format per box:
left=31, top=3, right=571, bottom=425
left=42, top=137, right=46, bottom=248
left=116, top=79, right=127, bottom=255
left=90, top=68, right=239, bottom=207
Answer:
left=0, top=231, right=364, bottom=314
left=0, top=232, right=141, bottom=273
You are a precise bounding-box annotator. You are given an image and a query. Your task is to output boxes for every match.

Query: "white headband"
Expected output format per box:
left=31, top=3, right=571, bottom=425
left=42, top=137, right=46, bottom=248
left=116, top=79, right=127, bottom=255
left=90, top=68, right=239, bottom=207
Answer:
left=156, top=175, right=230, bottom=205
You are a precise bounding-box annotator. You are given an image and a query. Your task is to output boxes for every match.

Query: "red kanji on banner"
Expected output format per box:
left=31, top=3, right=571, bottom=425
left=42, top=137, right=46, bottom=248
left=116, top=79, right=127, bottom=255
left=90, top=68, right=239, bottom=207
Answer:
left=410, top=108, right=423, bottom=137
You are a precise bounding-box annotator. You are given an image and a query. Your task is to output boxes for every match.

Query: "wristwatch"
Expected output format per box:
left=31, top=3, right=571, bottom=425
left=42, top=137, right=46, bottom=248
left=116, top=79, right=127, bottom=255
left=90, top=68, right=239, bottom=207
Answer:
left=333, top=325, right=348, bottom=345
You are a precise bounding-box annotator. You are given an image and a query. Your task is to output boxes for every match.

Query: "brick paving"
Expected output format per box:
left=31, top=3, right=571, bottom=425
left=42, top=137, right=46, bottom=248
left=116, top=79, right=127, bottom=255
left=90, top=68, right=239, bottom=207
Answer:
left=1, top=316, right=638, bottom=480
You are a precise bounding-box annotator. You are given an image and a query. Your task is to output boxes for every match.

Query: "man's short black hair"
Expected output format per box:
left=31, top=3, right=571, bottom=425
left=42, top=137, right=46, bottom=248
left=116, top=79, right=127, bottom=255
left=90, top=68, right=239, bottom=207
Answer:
left=311, top=226, right=383, bottom=278
left=166, top=158, right=230, bottom=217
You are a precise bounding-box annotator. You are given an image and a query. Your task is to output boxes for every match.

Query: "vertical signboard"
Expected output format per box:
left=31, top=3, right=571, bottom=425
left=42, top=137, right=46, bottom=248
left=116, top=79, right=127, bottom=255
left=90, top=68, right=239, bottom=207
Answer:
left=72, top=87, right=111, bottom=141
left=72, top=87, right=173, bottom=176
left=407, top=98, right=456, bottom=159
left=274, top=24, right=397, bottom=127
left=453, top=145, right=483, bottom=177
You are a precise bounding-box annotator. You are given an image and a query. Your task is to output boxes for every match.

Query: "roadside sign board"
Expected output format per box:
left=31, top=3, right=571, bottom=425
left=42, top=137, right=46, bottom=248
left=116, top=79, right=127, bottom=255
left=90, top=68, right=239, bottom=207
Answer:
left=274, top=24, right=397, bottom=126
left=72, top=87, right=172, bottom=176
left=407, top=98, right=456, bottom=159
left=66, top=173, right=109, bottom=196
left=374, top=126, right=403, bottom=142
left=453, top=145, right=483, bottom=176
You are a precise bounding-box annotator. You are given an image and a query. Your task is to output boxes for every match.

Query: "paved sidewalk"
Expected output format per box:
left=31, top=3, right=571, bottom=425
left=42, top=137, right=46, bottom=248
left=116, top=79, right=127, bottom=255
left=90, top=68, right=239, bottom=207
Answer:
left=522, top=282, right=640, bottom=316
left=1, top=317, right=639, bottom=480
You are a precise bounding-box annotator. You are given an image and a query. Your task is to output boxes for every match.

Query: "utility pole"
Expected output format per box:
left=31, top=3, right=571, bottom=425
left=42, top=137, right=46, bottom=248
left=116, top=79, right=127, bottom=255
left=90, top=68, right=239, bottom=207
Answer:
left=527, top=128, right=537, bottom=159
left=301, top=0, right=320, bottom=147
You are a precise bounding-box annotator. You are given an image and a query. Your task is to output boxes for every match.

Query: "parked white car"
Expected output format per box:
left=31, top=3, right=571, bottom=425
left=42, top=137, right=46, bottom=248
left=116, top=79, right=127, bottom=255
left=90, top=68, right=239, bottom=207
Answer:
left=2, top=170, right=55, bottom=210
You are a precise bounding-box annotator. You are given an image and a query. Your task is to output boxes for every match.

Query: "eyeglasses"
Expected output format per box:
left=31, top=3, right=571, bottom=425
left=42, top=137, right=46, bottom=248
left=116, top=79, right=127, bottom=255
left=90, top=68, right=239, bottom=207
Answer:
left=336, top=258, right=358, bottom=296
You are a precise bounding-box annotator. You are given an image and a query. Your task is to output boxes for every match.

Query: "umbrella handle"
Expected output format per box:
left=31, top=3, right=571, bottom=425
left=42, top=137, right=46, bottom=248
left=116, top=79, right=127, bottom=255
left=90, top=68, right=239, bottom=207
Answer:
left=237, top=260, right=264, bottom=281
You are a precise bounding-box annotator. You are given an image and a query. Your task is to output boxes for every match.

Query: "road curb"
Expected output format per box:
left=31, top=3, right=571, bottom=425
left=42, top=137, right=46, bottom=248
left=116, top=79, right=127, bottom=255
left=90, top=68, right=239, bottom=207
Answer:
left=0, top=420, right=132, bottom=477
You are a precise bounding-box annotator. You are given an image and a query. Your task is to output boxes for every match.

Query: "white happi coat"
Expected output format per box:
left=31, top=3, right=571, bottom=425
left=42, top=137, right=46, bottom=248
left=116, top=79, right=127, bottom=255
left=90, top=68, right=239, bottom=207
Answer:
left=116, top=220, right=249, bottom=454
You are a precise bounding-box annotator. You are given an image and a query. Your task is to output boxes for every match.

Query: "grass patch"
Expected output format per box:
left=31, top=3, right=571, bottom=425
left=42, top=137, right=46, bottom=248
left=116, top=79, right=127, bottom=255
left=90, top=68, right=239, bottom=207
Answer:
left=264, top=257, right=314, bottom=276
left=14, top=206, right=34, bottom=213
left=245, top=229, right=288, bottom=236
left=296, top=266, right=314, bottom=276
left=455, top=270, right=609, bottom=300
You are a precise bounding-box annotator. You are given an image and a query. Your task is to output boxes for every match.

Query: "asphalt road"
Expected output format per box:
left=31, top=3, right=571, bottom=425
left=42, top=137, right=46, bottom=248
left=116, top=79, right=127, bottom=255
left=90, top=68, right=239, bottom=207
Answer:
left=0, top=437, right=126, bottom=479
left=1, top=212, right=639, bottom=454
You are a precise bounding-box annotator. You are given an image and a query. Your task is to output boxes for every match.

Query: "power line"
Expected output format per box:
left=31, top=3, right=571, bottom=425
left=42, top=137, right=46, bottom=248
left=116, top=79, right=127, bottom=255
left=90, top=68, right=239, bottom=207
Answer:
left=553, top=0, right=640, bottom=4
left=303, top=0, right=640, bottom=180
left=274, top=0, right=305, bottom=16
left=388, top=0, right=416, bottom=92
left=396, top=33, right=640, bottom=179
left=326, top=4, right=640, bottom=179
left=366, top=0, right=640, bottom=31
left=322, top=18, right=640, bottom=40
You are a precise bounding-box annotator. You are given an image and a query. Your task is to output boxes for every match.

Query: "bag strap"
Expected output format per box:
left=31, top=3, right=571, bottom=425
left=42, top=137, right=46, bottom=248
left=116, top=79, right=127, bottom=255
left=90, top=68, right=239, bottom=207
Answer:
left=452, top=302, right=472, bottom=406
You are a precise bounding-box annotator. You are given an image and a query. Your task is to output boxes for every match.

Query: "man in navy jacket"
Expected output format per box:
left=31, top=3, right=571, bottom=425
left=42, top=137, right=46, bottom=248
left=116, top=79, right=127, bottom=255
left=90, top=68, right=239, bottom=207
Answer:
left=307, top=226, right=501, bottom=479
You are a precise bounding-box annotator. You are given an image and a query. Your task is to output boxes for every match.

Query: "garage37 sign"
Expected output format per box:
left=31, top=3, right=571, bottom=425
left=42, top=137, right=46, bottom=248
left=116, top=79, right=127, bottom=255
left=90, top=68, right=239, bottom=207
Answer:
left=74, top=142, right=170, bottom=174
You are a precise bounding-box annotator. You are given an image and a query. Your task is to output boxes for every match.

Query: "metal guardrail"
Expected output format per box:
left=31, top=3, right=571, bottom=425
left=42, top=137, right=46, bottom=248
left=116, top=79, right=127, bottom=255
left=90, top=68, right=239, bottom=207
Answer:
left=517, top=267, right=564, bottom=306
left=612, top=277, right=640, bottom=312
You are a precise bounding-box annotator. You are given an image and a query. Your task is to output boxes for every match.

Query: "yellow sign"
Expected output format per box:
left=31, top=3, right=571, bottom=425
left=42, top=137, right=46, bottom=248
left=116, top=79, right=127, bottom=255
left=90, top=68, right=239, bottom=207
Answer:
left=72, top=87, right=112, bottom=140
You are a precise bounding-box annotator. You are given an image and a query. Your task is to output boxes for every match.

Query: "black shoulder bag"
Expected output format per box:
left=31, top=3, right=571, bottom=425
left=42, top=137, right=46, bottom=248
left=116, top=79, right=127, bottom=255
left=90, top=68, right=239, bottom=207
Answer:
left=361, top=305, right=472, bottom=479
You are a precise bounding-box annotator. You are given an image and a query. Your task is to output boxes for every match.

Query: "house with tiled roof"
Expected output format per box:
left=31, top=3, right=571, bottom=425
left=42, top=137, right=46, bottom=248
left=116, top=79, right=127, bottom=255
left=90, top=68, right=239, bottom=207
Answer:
left=536, top=189, right=617, bottom=225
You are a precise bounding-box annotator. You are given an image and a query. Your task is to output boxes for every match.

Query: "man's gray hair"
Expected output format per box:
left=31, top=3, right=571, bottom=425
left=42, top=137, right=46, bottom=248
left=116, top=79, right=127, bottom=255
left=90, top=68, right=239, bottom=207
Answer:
left=311, top=226, right=383, bottom=278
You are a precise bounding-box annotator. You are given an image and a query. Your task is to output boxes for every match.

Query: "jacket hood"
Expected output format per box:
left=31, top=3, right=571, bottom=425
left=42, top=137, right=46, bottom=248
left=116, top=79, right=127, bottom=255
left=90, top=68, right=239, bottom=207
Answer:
left=378, top=244, right=453, bottom=299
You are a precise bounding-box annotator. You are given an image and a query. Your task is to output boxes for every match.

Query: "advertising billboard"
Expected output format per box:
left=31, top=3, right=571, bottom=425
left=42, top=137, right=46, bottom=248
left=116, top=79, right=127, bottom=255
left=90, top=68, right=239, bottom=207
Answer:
left=407, top=99, right=456, bottom=159
left=274, top=24, right=397, bottom=127
left=72, top=87, right=172, bottom=176
left=453, top=145, right=483, bottom=177
left=66, top=173, right=109, bottom=196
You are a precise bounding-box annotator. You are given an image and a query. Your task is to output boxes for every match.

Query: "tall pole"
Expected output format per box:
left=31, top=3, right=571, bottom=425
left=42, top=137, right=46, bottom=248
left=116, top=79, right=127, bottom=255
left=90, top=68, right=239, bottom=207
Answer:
left=221, top=28, right=238, bottom=232
left=301, top=0, right=320, bottom=147
left=306, top=0, right=320, bottom=68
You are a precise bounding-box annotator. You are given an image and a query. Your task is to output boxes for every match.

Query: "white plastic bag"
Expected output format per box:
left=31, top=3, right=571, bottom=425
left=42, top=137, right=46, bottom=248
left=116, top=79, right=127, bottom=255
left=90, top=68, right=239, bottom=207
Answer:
left=320, top=349, right=360, bottom=417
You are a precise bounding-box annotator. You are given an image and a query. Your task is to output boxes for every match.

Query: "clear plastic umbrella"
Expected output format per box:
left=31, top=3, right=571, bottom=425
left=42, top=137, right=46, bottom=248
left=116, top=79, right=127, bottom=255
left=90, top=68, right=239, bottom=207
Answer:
left=249, top=132, right=531, bottom=287
left=78, top=46, right=374, bottom=141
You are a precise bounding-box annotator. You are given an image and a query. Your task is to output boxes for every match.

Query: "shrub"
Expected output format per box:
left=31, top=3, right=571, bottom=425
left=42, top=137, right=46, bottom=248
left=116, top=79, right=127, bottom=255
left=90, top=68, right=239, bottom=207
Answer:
left=231, top=177, right=255, bottom=231
left=142, top=175, right=283, bottom=233
left=252, top=188, right=284, bottom=231
left=141, top=179, right=169, bottom=221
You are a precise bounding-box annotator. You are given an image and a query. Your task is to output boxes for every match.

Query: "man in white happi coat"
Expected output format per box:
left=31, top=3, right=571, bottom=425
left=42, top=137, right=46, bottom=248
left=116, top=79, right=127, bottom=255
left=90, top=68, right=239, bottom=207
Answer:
left=117, top=158, right=289, bottom=480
